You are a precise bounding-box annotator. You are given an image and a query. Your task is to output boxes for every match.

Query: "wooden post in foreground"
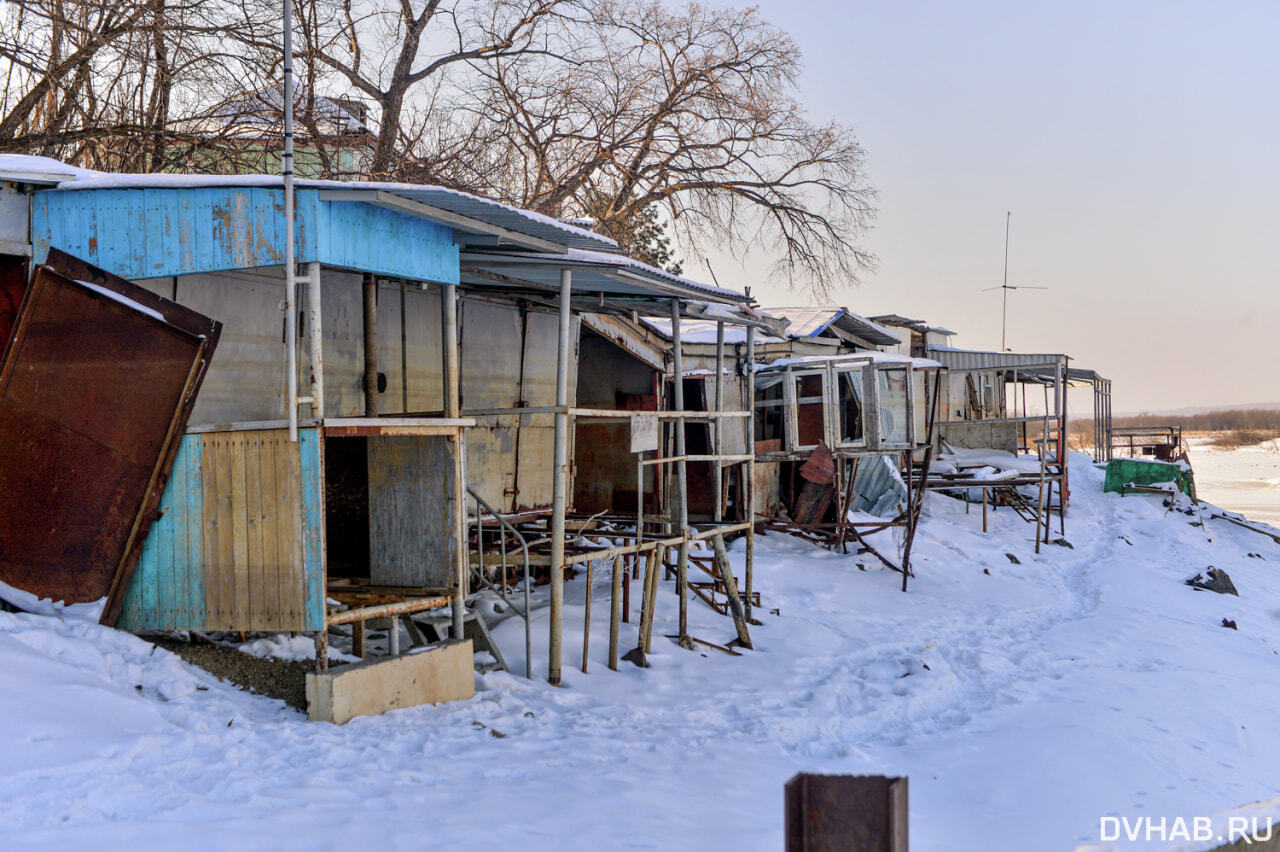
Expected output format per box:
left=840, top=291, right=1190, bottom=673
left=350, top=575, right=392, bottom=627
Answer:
left=785, top=774, right=908, bottom=852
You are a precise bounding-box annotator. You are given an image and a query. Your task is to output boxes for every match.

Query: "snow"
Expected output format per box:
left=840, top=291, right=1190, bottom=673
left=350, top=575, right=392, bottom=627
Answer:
left=1187, top=434, right=1280, bottom=526
left=74, top=280, right=166, bottom=322
left=2, top=452, right=1280, bottom=850
left=642, top=317, right=785, bottom=344
left=0, top=154, right=98, bottom=183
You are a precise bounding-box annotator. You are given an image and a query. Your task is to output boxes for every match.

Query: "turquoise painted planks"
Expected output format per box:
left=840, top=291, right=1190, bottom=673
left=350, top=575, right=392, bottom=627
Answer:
left=30, top=187, right=318, bottom=279
left=30, top=186, right=460, bottom=285
left=317, top=198, right=458, bottom=284
left=298, top=427, right=326, bottom=631
left=118, top=434, right=207, bottom=630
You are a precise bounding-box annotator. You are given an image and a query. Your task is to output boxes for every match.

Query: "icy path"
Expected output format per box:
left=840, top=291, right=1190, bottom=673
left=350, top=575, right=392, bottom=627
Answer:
left=2, top=455, right=1280, bottom=850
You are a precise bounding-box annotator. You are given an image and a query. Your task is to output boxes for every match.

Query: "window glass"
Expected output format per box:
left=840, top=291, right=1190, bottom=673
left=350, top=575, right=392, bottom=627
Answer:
left=912, top=371, right=928, bottom=442
left=793, top=372, right=825, bottom=447
left=837, top=369, right=864, bottom=444
left=877, top=368, right=908, bottom=444
left=753, top=376, right=784, bottom=443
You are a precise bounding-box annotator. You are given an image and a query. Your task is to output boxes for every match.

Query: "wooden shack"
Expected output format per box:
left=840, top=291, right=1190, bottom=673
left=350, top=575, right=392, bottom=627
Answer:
left=9, top=163, right=753, bottom=694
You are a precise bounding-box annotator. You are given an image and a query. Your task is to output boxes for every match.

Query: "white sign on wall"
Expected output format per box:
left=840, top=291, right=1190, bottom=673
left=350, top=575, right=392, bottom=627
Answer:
left=630, top=414, right=659, bottom=453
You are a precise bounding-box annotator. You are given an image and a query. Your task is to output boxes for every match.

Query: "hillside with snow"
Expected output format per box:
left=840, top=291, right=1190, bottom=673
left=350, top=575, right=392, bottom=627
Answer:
left=2, top=452, right=1279, bottom=851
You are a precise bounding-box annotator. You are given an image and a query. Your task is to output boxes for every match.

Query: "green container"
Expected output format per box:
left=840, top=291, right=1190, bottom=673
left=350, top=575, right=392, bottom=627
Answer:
left=1103, top=457, right=1195, bottom=498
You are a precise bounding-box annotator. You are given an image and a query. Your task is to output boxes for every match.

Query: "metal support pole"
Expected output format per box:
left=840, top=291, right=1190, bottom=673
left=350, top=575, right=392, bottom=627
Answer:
left=442, top=285, right=459, bottom=419
left=362, top=273, right=378, bottom=416
left=442, top=284, right=464, bottom=640
left=744, top=324, right=756, bottom=622
left=548, top=269, right=572, bottom=685
left=670, top=299, right=690, bottom=641
left=609, top=552, right=623, bottom=670
left=283, top=0, right=298, bottom=442
left=713, top=320, right=724, bottom=523
left=306, top=261, right=323, bottom=418
left=399, top=280, right=408, bottom=411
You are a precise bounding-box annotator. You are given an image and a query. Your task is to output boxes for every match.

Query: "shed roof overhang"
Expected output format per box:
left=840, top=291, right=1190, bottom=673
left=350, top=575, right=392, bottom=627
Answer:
left=459, top=248, right=748, bottom=315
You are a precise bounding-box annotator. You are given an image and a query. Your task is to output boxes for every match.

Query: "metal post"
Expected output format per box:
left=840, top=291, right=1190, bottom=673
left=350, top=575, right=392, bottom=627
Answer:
left=442, top=285, right=459, bottom=419
left=609, top=552, right=623, bottom=670
left=363, top=273, right=378, bottom=416
left=670, top=299, right=690, bottom=641
left=282, top=0, right=297, bottom=442
left=548, top=268, right=572, bottom=685
left=713, top=320, right=724, bottom=523
left=399, top=279, right=408, bottom=411
left=443, top=284, right=464, bottom=639
left=306, top=261, right=324, bottom=417
left=744, top=324, right=756, bottom=622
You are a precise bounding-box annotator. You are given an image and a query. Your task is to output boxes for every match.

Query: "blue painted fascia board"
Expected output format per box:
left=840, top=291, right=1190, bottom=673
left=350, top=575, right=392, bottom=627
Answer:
left=30, top=186, right=459, bottom=285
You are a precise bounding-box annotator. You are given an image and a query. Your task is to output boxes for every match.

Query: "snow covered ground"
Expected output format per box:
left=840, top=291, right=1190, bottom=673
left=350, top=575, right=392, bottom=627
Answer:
left=2, top=453, right=1280, bottom=851
left=1187, top=436, right=1280, bottom=526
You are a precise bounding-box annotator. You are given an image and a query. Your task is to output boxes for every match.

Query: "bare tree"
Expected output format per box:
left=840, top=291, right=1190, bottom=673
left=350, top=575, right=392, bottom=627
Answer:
left=254, top=0, right=576, bottom=179
left=447, top=0, right=877, bottom=293
left=0, top=0, right=278, bottom=171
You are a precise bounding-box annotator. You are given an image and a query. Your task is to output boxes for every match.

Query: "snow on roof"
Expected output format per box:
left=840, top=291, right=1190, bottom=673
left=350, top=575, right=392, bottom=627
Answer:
left=192, top=82, right=370, bottom=137
left=641, top=318, right=787, bottom=345
left=17, top=155, right=616, bottom=252
left=765, top=306, right=901, bottom=346
left=0, top=154, right=98, bottom=185
left=756, top=351, right=941, bottom=371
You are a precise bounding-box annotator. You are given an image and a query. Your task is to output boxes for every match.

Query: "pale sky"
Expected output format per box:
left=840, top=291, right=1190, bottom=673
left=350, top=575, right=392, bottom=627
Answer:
left=698, top=0, right=1279, bottom=413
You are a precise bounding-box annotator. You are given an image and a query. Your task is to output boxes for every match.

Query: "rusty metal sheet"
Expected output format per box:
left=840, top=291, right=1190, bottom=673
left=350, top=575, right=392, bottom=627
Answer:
left=0, top=248, right=220, bottom=624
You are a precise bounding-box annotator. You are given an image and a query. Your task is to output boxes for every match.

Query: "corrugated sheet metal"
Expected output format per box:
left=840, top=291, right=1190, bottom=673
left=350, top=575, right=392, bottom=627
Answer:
left=927, top=347, right=1067, bottom=372
left=461, top=248, right=744, bottom=304
left=0, top=251, right=219, bottom=624
left=763, top=306, right=900, bottom=346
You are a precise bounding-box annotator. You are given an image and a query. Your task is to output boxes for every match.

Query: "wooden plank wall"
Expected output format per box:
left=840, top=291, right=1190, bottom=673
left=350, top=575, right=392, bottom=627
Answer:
left=118, top=426, right=325, bottom=632
left=118, top=435, right=206, bottom=630
left=203, top=428, right=311, bottom=630
left=367, top=435, right=457, bottom=589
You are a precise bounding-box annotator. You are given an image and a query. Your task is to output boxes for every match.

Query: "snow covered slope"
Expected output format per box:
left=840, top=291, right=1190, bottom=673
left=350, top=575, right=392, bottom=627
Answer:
left=2, top=453, right=1278, bottom=851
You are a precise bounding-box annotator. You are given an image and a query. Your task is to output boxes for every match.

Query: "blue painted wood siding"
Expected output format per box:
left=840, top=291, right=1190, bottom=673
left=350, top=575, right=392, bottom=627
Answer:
left=118, top=436, right=206, bottom=630
left=118, top=427, right=327, bottom=632
left=30, top=187, right=457, bottom=285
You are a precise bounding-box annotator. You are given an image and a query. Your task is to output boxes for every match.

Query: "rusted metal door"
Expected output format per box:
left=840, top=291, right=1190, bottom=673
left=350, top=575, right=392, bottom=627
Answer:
left=0, top=249, right=220, bottom=624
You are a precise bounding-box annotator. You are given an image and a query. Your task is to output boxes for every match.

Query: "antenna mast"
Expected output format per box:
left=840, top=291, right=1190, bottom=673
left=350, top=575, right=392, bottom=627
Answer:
left=1001, top=211, right=1010, bottom=352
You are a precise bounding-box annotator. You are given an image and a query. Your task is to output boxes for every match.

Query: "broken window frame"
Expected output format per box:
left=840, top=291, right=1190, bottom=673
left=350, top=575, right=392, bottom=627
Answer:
left=784, top=367, right=829, bottom=453
left=833, top=365, right=869, bottom=450
left=875, top=366, right=913, bottom=450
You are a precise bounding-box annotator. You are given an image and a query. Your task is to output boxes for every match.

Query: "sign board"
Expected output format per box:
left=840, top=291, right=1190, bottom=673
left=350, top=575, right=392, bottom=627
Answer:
left=630, top=414, right=659, bottom=453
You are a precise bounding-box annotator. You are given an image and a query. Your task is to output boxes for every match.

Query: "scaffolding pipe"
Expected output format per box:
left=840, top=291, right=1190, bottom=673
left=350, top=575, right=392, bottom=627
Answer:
left=671, top=299, right=690, bottom=640
left=282, top=0, right=297, bottom=442
left=744, top=324, right=755, bottom=621
left=306, top=261, right=324, bottom=417
left=548, top=269, right=572, bottom=685
left=362, top=274, right=378, bottom=416
left=713, top=320, right=724, bottom=523
left=442, top=284, right=464, bottom=639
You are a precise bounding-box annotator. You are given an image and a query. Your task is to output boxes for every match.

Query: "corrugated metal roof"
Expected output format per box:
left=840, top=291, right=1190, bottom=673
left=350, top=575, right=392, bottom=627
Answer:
left=460, top=247, right=746, bottom=305
left=869, top=313, right=925, bottom=327
left=41, top=165, right=618, bottom=252
left=927, top=346, right=1068, bottom=371
left=766, top=306, right=901, bottom=346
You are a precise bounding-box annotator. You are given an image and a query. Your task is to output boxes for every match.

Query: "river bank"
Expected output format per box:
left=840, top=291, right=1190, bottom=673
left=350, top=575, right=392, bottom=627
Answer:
left=1186, top=434, right=1280, bottom=527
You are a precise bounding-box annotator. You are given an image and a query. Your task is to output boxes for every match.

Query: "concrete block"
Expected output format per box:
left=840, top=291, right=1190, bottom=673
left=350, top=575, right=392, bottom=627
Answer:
left=306, top=639, right=474, bottom=724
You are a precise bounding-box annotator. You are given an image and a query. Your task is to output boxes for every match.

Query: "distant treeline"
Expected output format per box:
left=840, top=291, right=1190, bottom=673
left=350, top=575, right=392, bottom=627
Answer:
left=1113, top=409, right=1280, bottom=432
left=1066, top=409, right=1280, bottom=451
